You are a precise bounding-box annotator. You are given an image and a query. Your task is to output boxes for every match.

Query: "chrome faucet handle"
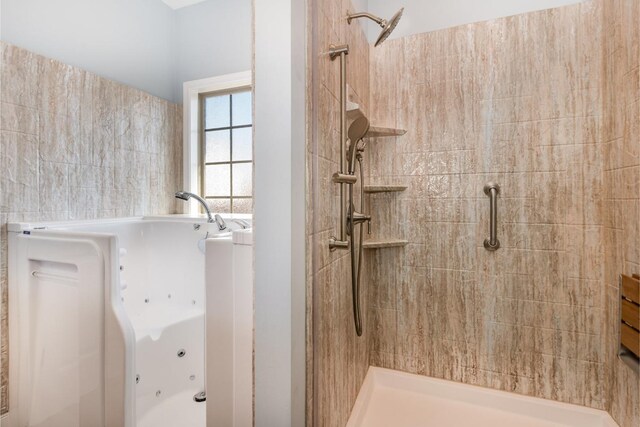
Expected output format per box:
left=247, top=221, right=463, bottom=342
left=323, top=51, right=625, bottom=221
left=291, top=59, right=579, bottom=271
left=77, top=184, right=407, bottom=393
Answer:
left=214, top=214, right=228, bottom=232
left=350, top=210, right=371, bottom=225
left=349, top=210, right=372, bottom=235
left=231, top=219, right=251, bottom=229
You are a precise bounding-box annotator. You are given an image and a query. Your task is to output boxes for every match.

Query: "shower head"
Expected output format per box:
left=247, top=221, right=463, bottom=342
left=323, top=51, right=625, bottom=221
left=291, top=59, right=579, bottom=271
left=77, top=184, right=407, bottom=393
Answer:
left=375, top=8, right=403, bottom=47
left=348, top=116, right=370, bottom=142
left=347, top=116, right=370, bottom=174
left=347, top=7, right=404, bottom=47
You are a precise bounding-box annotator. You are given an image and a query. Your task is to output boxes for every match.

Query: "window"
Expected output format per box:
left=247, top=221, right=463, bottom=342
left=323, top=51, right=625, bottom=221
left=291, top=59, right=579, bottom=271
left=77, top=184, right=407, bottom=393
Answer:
left=201, top=89, right=253, bottom=214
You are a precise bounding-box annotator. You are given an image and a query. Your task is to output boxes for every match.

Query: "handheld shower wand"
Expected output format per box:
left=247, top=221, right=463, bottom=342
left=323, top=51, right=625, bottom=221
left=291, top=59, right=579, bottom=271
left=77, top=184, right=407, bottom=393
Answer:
left=344, top=117, right=372, bottom=336
left=347, top=116, right=370, bottom=175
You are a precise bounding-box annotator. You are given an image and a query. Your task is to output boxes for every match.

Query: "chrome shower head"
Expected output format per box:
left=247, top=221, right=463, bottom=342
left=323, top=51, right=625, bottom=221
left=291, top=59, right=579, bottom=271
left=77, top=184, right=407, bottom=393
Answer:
left=375, top=8, right=403, bottom=47
left=347, top=116, right=370, bottom=175
left=347, top=7, right=404, bottom=47
left=348, top=116, right=370, bottom=142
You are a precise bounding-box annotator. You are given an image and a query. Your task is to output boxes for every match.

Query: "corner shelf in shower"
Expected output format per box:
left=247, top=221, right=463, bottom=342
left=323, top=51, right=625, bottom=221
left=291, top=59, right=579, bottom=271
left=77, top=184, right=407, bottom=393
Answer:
left=367, top=126, right=407, bottom=138
left=363, top=185, right=408, bottom=193
left=362, top=238, right=408, bottom=249
left=346, top=102, right=406, bottom=138
left=346, top=101, right=363, bottom=120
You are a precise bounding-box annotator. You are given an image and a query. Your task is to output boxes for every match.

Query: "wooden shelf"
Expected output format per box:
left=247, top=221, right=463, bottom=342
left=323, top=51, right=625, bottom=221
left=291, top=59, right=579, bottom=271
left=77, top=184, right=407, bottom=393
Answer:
left=346, top=102, right=406, bottom=138
left=363, top=185, right=408, bottom=193
left=363, top=239, right=408, bottom=249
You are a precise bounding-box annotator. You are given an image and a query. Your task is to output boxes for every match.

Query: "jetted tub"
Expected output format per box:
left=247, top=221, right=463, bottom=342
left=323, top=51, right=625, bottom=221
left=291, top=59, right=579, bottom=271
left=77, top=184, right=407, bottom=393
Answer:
left=7, top=215, right=253, bottom=427
left=347, top=367, right=618, bottom=427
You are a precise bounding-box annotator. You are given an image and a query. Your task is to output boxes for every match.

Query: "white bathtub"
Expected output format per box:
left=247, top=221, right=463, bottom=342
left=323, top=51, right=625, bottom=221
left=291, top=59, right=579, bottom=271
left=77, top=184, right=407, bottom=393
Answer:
left=7, top=215, right=253, bottom=427
left=347, top=367, right=618, bottom=427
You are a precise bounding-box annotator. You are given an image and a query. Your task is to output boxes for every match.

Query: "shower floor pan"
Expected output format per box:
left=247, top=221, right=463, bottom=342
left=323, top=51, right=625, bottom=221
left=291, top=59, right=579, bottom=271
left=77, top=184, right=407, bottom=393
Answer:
left=347, top=368, right=618, bottom=427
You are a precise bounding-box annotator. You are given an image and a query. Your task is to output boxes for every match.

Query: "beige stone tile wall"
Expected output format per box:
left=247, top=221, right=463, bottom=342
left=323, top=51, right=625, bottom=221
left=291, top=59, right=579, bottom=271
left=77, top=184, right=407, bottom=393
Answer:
left=311, top=1, right=640, bottom=425
left=602, top=1, right=640, bottom=426
left=368, top=0, right=612, bottom=412
left=0, top=42, right=183, bottom=414
left=309, top=0, right=371, bottom=425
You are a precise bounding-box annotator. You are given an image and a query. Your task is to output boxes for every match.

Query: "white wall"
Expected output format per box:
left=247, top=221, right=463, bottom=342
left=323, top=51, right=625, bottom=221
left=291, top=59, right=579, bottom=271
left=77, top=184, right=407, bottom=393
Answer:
left=366, top=0, right=584, bottom=42
left=0, top=0, right=251, bottom=103
left=1, top=0, right=177, bottom=100
left=174, top=0, right=251, bottom=101
left=351, top=0, right=369, bottom=13
left=254, top=0, right=307, bottom=424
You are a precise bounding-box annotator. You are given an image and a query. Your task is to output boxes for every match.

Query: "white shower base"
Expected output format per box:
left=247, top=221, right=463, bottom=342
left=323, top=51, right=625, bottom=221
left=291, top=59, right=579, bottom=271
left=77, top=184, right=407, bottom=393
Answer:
left=347, top=368, right=618, bottom=427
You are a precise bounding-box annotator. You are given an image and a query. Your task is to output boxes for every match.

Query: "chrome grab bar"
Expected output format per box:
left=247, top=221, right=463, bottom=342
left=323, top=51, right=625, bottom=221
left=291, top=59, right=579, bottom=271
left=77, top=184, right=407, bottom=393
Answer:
left=483, top=182, right=500, bottom=251
left=328, top=44, right=350, bottom=251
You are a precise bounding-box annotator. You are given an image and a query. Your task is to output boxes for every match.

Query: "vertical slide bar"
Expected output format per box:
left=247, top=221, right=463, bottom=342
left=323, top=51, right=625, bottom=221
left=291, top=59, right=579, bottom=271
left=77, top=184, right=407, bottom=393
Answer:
left=328, top=44, right=350, bottom=251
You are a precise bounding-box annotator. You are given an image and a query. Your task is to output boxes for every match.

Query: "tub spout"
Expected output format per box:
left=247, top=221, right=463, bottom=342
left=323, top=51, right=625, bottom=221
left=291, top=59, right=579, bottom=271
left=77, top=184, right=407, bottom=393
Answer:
left=175, top=191, right=214, bottom=223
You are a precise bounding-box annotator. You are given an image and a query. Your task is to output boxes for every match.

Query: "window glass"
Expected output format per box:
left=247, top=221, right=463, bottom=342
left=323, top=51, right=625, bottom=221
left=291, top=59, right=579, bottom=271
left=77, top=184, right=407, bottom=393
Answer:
left=205, top=95, right=230, bottom=129
left=202, top=89, right=253, bottom=213
left=210, top=198, right=231, bottom=214
left=205, top=164, right=230, bottom=197
left=233, top=198, right=253, bottom=214
left=205, top=130, right=230, bottom=163
left=232, top=128, right=252, bottom=161
left=232, top=91, right=252, bottom=126
left=232, top=163, right=252, bottom=197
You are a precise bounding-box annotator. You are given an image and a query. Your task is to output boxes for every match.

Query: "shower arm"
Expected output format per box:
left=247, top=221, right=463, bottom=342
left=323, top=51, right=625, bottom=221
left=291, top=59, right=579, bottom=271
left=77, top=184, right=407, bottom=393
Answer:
left=347, top=12, right=386, bottom=28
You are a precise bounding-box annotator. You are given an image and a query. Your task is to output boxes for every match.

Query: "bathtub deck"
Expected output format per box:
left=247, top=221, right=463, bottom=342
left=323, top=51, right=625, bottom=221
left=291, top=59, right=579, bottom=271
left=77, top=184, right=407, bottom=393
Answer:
left=347, top=368, right=618, bottom=427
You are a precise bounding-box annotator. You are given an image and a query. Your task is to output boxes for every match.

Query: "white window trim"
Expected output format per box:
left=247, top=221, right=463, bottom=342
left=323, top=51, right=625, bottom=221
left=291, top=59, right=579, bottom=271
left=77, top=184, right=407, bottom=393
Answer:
left=182, top=71, right=252, bottom=215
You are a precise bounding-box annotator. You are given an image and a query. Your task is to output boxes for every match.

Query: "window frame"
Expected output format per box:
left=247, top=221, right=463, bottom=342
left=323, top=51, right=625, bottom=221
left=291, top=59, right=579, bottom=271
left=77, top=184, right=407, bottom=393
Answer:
left=182, top=72, right=252, bottom=216
left=199, top=88, right=253, bottom=213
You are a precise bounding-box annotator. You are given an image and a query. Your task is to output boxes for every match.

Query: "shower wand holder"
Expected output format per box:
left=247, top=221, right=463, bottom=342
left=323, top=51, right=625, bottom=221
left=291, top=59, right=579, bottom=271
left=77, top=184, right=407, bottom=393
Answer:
left=328, top=44, right=349, bottom=59
left=329, top=237, right=349, bottom=252
left=333, top=172, right=357, bottom=184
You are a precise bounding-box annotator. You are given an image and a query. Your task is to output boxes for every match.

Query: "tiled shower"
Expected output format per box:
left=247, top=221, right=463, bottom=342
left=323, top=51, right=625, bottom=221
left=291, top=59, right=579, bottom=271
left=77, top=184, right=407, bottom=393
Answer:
left=309, top=0, right=639, bottom=426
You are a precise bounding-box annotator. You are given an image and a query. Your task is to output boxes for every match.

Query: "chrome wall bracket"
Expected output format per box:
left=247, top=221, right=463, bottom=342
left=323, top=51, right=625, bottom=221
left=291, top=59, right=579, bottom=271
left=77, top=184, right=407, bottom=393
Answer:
left=329, top=237, right=349, bottom=252
left=328, top=44, right=349, bottom=59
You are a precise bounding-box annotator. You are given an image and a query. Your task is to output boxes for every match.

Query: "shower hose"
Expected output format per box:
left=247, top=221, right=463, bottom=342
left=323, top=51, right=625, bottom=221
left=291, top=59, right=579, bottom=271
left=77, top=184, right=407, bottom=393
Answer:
left=349, top=155, right=365, bottom=336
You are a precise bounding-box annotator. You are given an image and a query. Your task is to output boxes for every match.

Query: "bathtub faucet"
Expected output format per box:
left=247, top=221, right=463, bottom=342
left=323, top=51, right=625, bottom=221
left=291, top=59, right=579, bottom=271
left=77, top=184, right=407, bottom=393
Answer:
left=213, top=214, right=228, bottom=232
left=175, top=191, right=228, bottom=231
left=175, top=191, right=213, bottom=222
